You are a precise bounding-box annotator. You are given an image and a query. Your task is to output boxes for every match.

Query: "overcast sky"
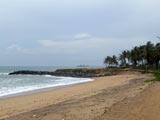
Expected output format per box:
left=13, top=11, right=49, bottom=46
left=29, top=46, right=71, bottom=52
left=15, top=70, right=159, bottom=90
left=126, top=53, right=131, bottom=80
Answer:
left=0, top=0, right=160, bottom=66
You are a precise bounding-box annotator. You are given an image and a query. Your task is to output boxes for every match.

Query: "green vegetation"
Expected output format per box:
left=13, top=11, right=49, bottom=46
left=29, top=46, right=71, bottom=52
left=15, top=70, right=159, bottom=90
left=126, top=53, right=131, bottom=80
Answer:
left=104, top=41, right=160, bottom=82
left=153, top=69, right=160, bottom=81
left=104, top=41, right=160, bottom=69
left=143, top=69, right=160, bottom=82
left=104, top=55, right=118, bottom=67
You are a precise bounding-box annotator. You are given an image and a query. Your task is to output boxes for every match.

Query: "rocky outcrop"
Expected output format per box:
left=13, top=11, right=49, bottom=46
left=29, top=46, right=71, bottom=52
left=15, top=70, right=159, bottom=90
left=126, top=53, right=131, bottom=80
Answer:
left=9, top=70, right=55, bottom=76
left=9, top=69, right=113, bottom=78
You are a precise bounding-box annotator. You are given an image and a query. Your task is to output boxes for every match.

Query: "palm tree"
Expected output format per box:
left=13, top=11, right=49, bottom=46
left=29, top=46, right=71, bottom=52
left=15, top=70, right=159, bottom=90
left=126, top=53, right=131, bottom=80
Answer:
left=122, top=50, right=127, bottom=66
left=145, top=41, right=155, bottom=66
left=155, top=43, right=160, bottom=68
left=130, top=47, right=138, bottom=66
left=139, top=45, right=146, bottom=66
left=104, top=40, right=160, bottom=69
left=130, top=46, right=145, bottom=66
left=104, top=56, right=113, bottom=67
left=119, top=54, right=125, bottom=67
left=112, top=55, right=118, bottom=66
left=104, top=55, right=118, bottom=67
left=119, top=50, right=127, bottom=67
left=126, top=50, right=131, bottom=65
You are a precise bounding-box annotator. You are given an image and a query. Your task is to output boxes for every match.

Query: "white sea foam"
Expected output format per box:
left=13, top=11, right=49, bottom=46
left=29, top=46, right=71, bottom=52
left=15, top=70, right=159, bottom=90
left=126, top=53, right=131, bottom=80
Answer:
left=43, top=75, right=60, bottom=78
left=0, top=73, right=9, bottom=75
left=0, top=76, right=94, bottom=98
left=43, top=75, right=73, bottom=79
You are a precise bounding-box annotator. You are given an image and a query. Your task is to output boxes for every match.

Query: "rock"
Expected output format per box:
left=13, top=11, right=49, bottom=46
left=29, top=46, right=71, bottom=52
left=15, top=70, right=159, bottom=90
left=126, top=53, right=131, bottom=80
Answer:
left=9, top=69, right=113, bottom=78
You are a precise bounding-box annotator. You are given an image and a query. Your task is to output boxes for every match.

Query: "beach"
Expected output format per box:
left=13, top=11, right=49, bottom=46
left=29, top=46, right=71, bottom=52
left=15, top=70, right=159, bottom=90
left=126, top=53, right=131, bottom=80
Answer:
left=1, top=0, right=160, bottom=119
left=94, top=82, right=160, bottom=120
left=0, top=72, right=152, bottom=120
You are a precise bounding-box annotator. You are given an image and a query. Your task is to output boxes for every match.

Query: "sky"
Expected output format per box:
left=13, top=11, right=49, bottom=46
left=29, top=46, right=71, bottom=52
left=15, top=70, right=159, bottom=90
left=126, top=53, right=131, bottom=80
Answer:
left=0, top=0, right=160, bottom=66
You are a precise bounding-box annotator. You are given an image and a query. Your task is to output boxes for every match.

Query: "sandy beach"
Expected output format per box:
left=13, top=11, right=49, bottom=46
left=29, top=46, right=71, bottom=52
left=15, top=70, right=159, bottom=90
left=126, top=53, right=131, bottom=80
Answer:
left=94, top=81, right=160, bottom=120
left=0, top=72, right=152, bottom=120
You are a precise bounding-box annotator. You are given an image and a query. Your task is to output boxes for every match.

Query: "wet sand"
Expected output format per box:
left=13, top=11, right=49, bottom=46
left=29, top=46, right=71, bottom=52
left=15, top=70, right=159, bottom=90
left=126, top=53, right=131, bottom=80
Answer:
left=0, top=73, right=151, bottom=120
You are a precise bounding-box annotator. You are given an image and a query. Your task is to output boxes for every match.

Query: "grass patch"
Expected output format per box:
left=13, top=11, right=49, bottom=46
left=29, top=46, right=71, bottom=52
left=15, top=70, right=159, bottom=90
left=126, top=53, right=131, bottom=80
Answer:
left=144, top=79, right=155, bottom=83
left=144, top=69, right=160, bottom=82
left=138, top=68, right=160, bottom=82
left=154, top=70, right=160, bottom=81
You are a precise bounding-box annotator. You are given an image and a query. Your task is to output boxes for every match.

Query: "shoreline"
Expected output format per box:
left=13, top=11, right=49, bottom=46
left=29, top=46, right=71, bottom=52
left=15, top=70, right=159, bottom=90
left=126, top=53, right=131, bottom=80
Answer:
left=0, top=73, right=151, bottom=120
left=0, top=77, right=94, bottom=99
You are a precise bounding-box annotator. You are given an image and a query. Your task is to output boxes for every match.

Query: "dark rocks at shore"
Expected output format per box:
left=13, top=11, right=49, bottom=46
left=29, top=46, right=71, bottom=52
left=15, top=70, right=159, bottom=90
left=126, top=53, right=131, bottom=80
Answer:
left=9, top=70, right=54, bottom=76
left=9, top=69, right=113, bottom=78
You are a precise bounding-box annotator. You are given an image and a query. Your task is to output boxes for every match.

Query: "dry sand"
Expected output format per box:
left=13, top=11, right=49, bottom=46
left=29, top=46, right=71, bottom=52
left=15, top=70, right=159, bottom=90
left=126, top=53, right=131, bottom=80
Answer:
left=94, top=80, right=160, bottom=120
left=0, top=72, right=152, bottom=120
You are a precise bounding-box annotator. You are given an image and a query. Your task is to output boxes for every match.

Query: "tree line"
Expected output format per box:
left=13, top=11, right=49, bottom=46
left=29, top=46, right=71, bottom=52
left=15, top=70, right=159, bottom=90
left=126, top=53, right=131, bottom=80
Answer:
left=104, top=41, right=160, bottom=69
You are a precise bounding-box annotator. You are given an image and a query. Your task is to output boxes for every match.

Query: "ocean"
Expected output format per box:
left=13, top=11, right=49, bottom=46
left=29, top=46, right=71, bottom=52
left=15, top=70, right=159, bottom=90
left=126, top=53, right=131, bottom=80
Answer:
left=0, top=66, right=93, bottom=98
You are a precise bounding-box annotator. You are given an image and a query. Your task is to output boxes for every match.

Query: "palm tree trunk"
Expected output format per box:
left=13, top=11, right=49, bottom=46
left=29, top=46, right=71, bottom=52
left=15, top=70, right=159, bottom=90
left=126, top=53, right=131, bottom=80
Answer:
left=156, top=61, right=159, bottom=69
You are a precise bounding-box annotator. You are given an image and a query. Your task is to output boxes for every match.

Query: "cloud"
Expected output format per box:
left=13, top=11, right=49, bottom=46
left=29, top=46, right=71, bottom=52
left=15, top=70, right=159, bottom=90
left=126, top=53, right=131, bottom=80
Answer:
left=38, top=40, right=57, bottom=47
left=7, top=44, right=21, bottom=51
left=2, top=33, right=157, bottom=66
left=6, top=44, right=33, bottom=55
left=74, top=33, right=92, bottom=39
left=39, top=34, right=100, bottom=50
left=38, top=34, right=150, bottom=56
left=1, top=0, right=160, bottom=65
left=6, top=34, right=154, bottom=57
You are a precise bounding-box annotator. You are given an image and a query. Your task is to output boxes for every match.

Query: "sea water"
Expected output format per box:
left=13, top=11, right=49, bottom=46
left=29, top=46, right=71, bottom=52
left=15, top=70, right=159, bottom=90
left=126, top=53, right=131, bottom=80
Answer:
left=0, top=66, right=93, bottom=98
